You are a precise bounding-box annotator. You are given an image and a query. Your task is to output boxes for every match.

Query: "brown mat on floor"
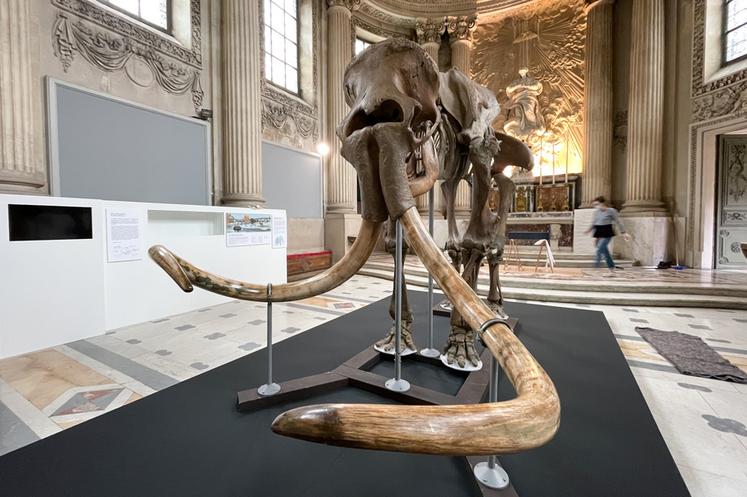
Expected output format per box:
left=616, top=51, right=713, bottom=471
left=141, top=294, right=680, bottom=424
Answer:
left=636, top=327, right=747, bottom=383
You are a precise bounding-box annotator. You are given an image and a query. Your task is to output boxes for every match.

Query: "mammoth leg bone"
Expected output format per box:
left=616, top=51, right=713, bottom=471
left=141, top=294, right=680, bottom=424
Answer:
left=272, top=208, right=561, bottom=456
left=375, top=219, right=418, bottom=353
left=486, top=173, right=516, bottom=317
left=444, top=150, right=497, bottom=368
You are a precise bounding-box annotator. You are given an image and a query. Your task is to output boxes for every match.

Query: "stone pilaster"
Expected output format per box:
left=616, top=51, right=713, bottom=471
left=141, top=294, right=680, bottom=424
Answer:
left=447, top=15, right=476, bottom=217
left=415, top=17, right=445, bottom=214
left=580, top=0, right=614, bottom=207
left=622, top=0, right=666, bottom=213
left=221, top=0, right=264, bottom=206
left=325, top=0, right=359, bottom=214
left=0, top=0, right=44, bottom=192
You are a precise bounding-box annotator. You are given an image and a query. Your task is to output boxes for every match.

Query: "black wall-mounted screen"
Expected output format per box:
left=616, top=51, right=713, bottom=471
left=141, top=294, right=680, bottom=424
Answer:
left=8, top=204, right=93, bottom=241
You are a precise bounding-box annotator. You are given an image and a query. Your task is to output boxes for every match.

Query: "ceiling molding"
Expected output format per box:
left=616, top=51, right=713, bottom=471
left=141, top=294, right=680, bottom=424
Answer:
left=359, top=0, right=537, bottom=26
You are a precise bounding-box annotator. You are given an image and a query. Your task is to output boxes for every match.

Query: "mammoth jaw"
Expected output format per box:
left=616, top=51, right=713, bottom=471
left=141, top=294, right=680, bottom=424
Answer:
left=341, top=123, right=420, bottom=222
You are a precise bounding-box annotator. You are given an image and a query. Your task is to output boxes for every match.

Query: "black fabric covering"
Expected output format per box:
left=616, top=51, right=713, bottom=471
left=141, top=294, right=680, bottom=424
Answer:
left=0, top=295, right=690, bottom=497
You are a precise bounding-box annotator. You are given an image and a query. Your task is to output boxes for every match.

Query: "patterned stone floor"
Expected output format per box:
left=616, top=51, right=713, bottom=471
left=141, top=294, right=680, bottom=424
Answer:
left=1, top=275, right=746, bottom=497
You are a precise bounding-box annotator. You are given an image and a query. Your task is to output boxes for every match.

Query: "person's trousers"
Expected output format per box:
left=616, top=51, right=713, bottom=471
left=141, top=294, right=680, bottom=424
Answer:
left=595, top=237, right=615, bottom=269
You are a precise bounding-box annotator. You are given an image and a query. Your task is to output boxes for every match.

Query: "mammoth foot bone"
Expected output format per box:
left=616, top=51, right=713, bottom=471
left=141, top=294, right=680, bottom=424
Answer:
left=488, top=301, right=509, bottom=319
left=443, top=327, right=482, bottom=370
left=374, top=321, right=418, bottom=355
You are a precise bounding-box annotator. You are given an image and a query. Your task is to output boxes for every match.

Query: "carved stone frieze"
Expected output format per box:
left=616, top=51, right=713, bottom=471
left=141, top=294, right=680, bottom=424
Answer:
left=328, top=0, right=361, bottom=10
left=415, top=17, right=446, bottom=44
left=51, top=0, right=201, bottom=68
left=692, top=85, right=747, bottom=123
left=52, top=13, right=203, bottom=109
left=353, top=2, right=413, bottom=38
left=446, top=15, right=477, bottom=43
left=261, top=90, right=319, bottom=141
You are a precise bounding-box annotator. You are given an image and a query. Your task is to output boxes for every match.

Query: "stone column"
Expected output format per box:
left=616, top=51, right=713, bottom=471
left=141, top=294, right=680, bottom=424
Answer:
left=415, top=18, right=445, bottom=214
left=325, top=0, right=359, bottom=214
left=580, top=0, right=614, bottom=207
left=221, top=0, right=264, bottom=206
left=324, top=0, right=360, bottom=262
left=447, top=15, right=477, bottom=217
left=0, top=0, right=44, bottom=192
left=622, top=0, right=666, bottom=212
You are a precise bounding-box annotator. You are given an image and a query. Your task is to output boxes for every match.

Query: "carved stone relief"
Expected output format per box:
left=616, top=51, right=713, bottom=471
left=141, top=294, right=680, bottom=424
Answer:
left=50, top=0, right=203, bottom=110
left=726, top=143, right=746, bottom=203
left=472, top=0, right=586, bottom=158
left=613, top=110, right=628, bottom=150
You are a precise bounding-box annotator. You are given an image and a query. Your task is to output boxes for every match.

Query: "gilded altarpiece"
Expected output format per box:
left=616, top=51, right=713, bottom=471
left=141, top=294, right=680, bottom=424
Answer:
left=472, top=0, right=586, bottom=177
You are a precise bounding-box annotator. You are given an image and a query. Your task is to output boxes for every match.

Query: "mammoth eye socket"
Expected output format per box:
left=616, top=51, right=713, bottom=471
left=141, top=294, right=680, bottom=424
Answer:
left=343, top=99, right=405, bottom=138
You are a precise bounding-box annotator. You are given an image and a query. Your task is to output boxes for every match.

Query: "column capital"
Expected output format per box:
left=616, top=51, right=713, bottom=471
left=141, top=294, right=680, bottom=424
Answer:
left=584, top=0, right=614, bottom=13
left=446, top=15, right=477, bottom=45
left=415, top=17, right=446, bottom=45
left=327, top=0, right=360, bottom=13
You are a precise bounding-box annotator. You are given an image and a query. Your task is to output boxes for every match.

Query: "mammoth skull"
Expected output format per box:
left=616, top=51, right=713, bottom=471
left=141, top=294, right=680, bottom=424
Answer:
left=337, top=39, right=441, bottom=223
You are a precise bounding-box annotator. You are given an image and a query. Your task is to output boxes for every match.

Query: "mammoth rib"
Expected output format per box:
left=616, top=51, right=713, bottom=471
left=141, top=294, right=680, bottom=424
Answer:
left=148, top=220, right=383, bottom=302
left=271, top=207, right=560, bottom=455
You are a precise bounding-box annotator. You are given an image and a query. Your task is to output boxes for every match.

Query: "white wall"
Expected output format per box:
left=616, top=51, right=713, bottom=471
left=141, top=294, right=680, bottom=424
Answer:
left=0, top=195, right=287, bottom=359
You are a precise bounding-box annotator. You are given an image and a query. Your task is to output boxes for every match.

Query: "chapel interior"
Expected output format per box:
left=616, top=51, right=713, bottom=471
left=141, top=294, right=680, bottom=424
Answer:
left=1, top=1, right=746, bottom=496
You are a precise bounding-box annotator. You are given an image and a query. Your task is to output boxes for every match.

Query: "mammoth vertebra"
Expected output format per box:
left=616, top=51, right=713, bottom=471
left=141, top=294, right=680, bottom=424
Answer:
left=148, top=39, right=559, bottom=456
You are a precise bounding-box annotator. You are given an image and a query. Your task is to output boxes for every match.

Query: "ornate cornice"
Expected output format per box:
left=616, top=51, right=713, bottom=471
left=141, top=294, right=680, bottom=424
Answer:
left=51, top=0, right=201, bottom=68
left=446, top=15, right=477, bottom=43
left=415, top=17, right=446, bottom=44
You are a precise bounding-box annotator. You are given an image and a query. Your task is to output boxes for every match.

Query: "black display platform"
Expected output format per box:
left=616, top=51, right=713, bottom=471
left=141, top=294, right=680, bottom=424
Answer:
left=0, top=294, right=690, bottom=497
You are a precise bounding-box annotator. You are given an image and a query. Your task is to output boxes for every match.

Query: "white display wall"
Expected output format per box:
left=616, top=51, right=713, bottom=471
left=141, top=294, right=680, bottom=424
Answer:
left=0, top=195, right=287, bottom=359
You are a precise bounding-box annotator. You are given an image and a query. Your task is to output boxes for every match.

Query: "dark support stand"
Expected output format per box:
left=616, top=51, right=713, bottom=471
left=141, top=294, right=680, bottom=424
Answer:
left=236, top=318, right=519, bottom=497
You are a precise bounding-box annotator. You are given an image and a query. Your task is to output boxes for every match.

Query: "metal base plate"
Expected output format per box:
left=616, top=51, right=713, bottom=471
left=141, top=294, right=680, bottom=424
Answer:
left=257, top=383, right=281, bottom=396
left=374, top=344, right=417, bottom=356
left=419, top=347, right=441, bottom=358
left=384, top=378, right=411, bottom=392
left=473, top=461, right=510, bottom=490
left=440, top=354, right=483, bottom=372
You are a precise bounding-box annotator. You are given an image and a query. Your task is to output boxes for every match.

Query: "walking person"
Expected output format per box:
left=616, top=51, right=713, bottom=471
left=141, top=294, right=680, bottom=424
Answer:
left=585, top=196, right=629, bottom=272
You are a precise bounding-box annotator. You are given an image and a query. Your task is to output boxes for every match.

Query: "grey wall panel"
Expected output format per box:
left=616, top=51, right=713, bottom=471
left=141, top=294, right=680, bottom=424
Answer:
left=262, top=141, right=322, bottom=218
left=52, top=82, right=210, bottom=205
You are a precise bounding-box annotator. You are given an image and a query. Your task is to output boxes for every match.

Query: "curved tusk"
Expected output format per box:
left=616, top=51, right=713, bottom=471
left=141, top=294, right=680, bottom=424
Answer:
left=148, top=220, right=384, bottom=302
left=271, top=207, right=560, bottom=455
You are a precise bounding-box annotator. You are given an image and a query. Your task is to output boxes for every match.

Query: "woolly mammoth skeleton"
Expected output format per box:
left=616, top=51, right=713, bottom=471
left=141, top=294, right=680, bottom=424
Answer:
left=375, top=67, right=534, bottom=369
left=148, top=39, right=558, bottom=456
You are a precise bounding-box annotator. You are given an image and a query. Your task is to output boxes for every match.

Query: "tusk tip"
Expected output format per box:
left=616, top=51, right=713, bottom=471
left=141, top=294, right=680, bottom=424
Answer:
left=148, top=245, right=194, bottom=293
left=271, top=405, right=343, bottom=443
